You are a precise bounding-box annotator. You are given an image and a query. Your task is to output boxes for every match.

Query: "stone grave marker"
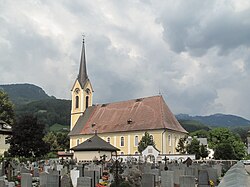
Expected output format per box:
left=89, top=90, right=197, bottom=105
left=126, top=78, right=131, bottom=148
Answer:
left=207, top=168, right=218, bottom=186
left=161, top=170, right=174, bottom=187
left=212, top=164, right=222, bottom=178
left=39, top=172, right=48, bottom=187
left=0, top=179, right=8, bottom=187
left=150, top=168, right=160, bottom=182
left=57, top=164, right=64, bottom=172
left=40, top=171, right=60, bottom=187
left=61, top=167, right=69, bottom=176
left=185, top=167, right=195, bottom=176
left=84, top=170, right=100, bottom=187
left=21, top=173, right=32, bottom=187
left=173, top=169, right=184, bottom=185
left=198, top=169, right=210, bottom=187
left=33, top=167, right=39, bottom=177
left=70, top=168, right=80, bottom=187
left=179, top=175, right=195, bottom=187
left=61, top=174, right=73, bottom=187
left=44, top=165, right=50, bottom=173
left=47, top=173, right=60, bottom=187
left=8, top=182, right=15, bottom=187
left=77, top=177, right=92, bottom=187
left=141, top=173, right=155, bottom=187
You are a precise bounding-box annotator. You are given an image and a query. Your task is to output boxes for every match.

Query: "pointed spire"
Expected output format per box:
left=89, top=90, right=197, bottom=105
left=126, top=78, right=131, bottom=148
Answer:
left=78, top=36, right=88, bottom=88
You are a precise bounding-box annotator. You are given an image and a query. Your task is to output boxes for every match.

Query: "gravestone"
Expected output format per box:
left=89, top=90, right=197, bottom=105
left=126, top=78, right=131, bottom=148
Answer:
left=21, top=173, right=32, bottom=187
left=141, top=173, right=155, bottom=187
left=84, top=170, right=100, bottom=187
left=213, top=164, right=222, bottom=177
left=77, top=177, right=92, bottom=187
left=33, top=167, right=39, bottom=177
left=70, top=169, right=80, bottom=187
left=61, top=174, right=73, bottom=187
left=150, top=168, right=160, bottom=182
left=198, top=169, right=210, bottom=187
left=207, top=168, right=218, bottom=185
left=173, top=169, right=184, bottom=185
left=0, top=179, right=8, bottom=187
left=179, top=175, right=195, bottom=187
left=40, top=172, right=60, bottom=187
left=161, top=170, right=174, bottom=187
left=8, top=182, right=15, bottom=187
left=185, top=167, right=195, bottom=176
left=47, top=173, right=60, bottom=187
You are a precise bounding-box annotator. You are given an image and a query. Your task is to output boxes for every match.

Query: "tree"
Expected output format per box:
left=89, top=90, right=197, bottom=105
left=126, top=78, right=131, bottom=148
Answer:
left=209, top=127, right=246, bottom=160
left=43, top=131, right=70, bottom=152
left=0, top=90, right=15, bottom=125
left=176, top=136, right=187, bottom=154
left=200, top=144, right=209, bottom=159
left=138, top=132, right=155, bottom=153
left=214, top=143, right=236, bottom=160
left=8, top=115, right=49, bottom=158
left=186, top=138, right=201, bottom=159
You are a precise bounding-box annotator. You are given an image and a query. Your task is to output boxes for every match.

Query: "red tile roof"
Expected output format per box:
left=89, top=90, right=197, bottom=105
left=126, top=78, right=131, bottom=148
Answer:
left=69, top=95, right=187, bottom=136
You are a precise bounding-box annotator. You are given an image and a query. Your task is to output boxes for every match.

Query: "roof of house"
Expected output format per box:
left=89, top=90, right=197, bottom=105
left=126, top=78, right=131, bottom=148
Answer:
left=69, top=95, right=187, bottom=136
left=71, top=134, right=120, bottom=151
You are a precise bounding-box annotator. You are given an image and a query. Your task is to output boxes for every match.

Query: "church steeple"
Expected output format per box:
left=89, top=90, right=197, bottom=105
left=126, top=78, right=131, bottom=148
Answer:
left=78, top=38, right=88, bottom=88
left=70, top=37, right=93, bottom=131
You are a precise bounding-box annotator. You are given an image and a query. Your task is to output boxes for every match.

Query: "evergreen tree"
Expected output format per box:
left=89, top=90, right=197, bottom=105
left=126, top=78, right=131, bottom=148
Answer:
left=138, top=132, right=155, bottom=153
left=186, top=138, right=201, bottom=159
left=200, top=144, right=209, bottom=159
left=8, top=115, right=49, bottom=158
left=176, top=136, right=187, bottom=154
left=0, top=90, right=15, bottom=126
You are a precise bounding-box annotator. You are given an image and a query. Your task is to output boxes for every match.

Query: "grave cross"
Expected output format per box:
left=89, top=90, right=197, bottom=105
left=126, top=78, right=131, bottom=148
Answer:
left=162, top=156, right=169, bottom=170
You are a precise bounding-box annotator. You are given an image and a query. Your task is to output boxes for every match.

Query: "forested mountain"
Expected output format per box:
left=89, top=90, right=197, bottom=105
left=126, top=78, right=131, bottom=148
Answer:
left=0, top=83, right=51, bottom=105
left=176, top=113, right=250, bottom=127
left=0, top=83, right=70, bottom=131
left=2, top=83, right=250, bottom=133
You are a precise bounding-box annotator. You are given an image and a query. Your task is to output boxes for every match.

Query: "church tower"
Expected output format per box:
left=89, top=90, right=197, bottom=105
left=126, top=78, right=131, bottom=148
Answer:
left=71, top=38, right=93, bottom=130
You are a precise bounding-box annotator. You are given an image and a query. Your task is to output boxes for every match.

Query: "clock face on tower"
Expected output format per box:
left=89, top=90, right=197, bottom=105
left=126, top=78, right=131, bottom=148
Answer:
left=75, top=88, right=80, bottom=94
left=86, top=88, right=90, bottom=94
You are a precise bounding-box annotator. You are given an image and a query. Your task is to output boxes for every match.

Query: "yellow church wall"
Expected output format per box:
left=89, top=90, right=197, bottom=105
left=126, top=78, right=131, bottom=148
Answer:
left=70, top=129, right=186, bottom=155
left=74, top=150, right=113, bottom=162
left=71, top=80, right=93, bottom=130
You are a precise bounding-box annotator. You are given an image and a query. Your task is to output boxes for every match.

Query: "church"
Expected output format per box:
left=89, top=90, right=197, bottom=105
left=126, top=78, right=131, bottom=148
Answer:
left=68, top=39, right=187, bottom=157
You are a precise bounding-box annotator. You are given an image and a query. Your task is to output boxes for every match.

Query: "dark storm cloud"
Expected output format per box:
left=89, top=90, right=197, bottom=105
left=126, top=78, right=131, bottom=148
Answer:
left=159, top=0, right=250, bottom=56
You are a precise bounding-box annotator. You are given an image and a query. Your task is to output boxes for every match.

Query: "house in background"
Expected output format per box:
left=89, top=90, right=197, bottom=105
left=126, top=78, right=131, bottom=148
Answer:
left=0, top=120, right=12, bottom=155
left=69, top=39, right=188, bottom=158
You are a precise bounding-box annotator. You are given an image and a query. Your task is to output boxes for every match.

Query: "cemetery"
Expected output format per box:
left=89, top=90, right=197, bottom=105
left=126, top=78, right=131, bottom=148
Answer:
left=0, top=155, right=249, bottom=187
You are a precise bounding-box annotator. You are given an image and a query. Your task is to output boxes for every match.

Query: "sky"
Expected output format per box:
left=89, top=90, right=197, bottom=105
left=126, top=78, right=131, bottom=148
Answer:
left=0, top=0, right=250, bottom=119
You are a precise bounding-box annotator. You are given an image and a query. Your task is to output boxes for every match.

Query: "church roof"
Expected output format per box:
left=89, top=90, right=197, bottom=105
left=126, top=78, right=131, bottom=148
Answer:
left=69, top=95, right=187, bottom=136
left=77, top=38, right=89, bottom=88
left=71, top=134, right=120, bottom=151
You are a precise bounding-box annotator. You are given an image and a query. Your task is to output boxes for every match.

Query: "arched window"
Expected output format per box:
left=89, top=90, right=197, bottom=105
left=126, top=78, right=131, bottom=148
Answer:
left=135, top=135, right=139, bottom=146
left=168, top=134, right=172, bottom=146
left=107, top=137, right=110, bottom=144
left=120, top=136, right=124, bottom=147
left=77, top=139, right=80, bottom=145
left=75, top=96, right=79, bottom=109
left=86, top=96, right=89, bottom=109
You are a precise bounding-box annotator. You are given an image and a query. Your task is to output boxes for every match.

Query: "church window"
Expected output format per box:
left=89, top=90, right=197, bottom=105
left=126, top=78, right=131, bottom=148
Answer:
left=120, top=136, right=124, bottom=147
left=168, top=134, right=172, bottom=146
left=134, top=135, right=139, bottom=146
left=77, top=139, right=80, bottom=145
left=86, top=96, right=89, bottom=109
left=121, top=152, right=124, bottom=155
left=107, top=137, right=110, bottom=143
left=75, top=96, right=79, bottom=109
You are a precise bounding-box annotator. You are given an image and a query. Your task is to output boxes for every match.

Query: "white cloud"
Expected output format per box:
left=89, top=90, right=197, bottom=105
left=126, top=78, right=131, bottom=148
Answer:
left=0, top=0, right=249, bottom=119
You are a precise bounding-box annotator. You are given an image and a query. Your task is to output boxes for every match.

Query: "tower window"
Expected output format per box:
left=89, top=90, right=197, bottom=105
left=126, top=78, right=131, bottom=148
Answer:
left=86, top=96, right=89, bottom=109
left=75, top=96, right=79, bottom=109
